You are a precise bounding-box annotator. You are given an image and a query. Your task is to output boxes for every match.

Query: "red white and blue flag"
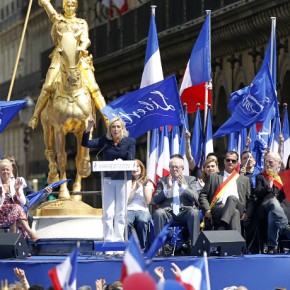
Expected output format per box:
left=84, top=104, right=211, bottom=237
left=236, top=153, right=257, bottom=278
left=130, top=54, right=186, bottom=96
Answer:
left=180, top=13, right=212, bottom=113
left=48, top=246, right=79, bottom=290
left=141, top=7, right=164, bottom=186
left=120, top=231, right=146, bottom=282
left=176, top=257, right=211, bottom=290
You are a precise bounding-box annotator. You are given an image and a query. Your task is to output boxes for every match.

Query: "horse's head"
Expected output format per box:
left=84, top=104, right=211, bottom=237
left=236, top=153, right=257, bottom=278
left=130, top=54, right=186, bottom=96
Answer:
left=59, top=32, right=82, bottom=89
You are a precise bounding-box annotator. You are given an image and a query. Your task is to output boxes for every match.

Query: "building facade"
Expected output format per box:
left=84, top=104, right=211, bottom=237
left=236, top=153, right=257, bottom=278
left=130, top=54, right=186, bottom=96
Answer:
left=1, top=0, right=290, bottom=200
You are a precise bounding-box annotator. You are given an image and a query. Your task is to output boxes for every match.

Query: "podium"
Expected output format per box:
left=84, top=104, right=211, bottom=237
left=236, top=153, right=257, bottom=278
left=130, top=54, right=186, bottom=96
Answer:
left=92, top=160, right=136, bottom=252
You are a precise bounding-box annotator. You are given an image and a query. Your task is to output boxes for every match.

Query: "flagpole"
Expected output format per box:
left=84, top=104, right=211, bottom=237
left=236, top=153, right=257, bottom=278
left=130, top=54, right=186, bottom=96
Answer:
left=204, top=10, right=212, bottom=131
left=7, top=0, right=33, bottom=101
left=146, top=5, right=159, bottom=181
left=203, top=251, right=212, bottom=290
left=270, top=17, right=276, bottom=80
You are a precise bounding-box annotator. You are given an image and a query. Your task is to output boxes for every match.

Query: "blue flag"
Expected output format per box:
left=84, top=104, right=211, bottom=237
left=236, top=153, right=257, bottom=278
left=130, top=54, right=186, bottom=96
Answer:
left=191, top=107, right=203, bottom=166
left=101, top=76, right=184, bottom=138
left=228, top=131, right=238, bottom=151
left=145, top=222, right=171, bottom=265
left=26, top=179, right=71, bottom=210
left=188, top=13, right=211, bottom=85
left=0, top=100, right=27, bottom=133
left=214, top=66, right=277, bottom=138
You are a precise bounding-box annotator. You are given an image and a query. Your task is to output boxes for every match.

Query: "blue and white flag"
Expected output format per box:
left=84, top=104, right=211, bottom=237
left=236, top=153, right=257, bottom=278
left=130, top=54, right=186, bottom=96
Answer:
left=0, top=100, right=27, bottom=133
left=204, top=106, right=213, bottom=159
left=269, top=115, right=280, bottom=153
left=282, top=105, right=290, bottom=167
left=48, top=245, right=79, bottom=290
left=214, top=66, right=277, bottom=138
left=170, top=126, right=180, bottom=156
left=101, top=76, right=184, bottom=138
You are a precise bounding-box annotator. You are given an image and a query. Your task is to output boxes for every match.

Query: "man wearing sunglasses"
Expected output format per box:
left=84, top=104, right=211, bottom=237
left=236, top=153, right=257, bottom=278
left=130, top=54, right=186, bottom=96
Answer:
left=199, top=151, right=251, bottom=233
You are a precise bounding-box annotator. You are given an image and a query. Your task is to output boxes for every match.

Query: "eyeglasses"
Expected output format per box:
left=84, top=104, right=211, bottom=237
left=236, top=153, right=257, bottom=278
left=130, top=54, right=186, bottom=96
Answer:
left=225, top=158, right=238, bottom=164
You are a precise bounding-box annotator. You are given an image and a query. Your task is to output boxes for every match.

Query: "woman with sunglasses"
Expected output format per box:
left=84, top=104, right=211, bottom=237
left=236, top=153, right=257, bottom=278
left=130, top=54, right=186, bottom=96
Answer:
left=199, top=151, right=251, bottom=233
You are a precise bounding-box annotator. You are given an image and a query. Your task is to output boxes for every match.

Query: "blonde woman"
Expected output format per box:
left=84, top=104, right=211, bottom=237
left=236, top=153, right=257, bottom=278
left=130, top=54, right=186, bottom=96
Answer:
left=127, top=159, right=154, bottom=251
left=0, top=159, right=38, bottom=241
left=82, top=117, right=136, bottom=258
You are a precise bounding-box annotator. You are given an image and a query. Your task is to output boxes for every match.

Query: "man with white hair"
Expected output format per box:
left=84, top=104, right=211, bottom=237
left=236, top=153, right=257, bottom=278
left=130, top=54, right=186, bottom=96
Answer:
left=254, top=152, right=290, bottom=253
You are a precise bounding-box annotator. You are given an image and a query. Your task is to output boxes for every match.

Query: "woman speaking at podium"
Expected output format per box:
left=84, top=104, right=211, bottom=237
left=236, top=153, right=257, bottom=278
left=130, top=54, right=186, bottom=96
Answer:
left=82, top=117, right=136, bottom=258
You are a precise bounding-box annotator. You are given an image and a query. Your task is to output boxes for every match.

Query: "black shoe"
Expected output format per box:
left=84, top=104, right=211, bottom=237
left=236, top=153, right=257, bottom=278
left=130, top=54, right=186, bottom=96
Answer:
left=267, top=246, right=278, bottom=254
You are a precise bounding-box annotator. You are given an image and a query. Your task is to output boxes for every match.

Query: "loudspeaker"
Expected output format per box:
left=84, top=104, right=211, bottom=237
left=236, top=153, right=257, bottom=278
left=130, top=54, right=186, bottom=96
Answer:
left=192, top=230, right=246, bottom=257
left=0, top=233, right=30, bottom=259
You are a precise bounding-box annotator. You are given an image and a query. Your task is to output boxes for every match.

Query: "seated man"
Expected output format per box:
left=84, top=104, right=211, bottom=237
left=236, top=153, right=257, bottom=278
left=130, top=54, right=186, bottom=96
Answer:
left=199, top=151, right=251, bottom=233
left=152, top=154, right=200, bottom=253
left=254, top=152, right=290, bottom=253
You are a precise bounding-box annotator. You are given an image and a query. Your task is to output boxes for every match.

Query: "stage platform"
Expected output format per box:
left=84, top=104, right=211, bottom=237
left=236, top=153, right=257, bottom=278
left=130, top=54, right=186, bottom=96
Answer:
left=1, top=253, right=290, bottom=289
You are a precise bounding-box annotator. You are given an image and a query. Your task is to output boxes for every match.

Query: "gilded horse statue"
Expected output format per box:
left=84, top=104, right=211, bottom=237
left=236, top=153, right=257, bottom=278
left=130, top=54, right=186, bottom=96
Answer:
left=41, top=31, right=94, bottom=199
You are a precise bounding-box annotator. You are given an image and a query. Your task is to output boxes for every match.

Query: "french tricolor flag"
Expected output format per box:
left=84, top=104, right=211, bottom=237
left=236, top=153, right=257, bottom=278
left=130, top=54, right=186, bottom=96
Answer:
left=48, top=246, right=79, bottom=290
left=140, top=9, right=163, bottom=89
left=120, top=232, right=146, bottom=282
left=176, top=257, right=211, bottom=290
left=142, top=7, right=164, bottom=186
left=180, top=13, right=212, bottom=113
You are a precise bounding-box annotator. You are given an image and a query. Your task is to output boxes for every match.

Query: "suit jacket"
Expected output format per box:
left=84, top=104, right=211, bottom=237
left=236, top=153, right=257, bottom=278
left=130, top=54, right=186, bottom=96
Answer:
left=199, top=171, right=251, bottom=216
left=254, top=172, right=285, bottom=204
left=152, top=175, right=199, bottom=210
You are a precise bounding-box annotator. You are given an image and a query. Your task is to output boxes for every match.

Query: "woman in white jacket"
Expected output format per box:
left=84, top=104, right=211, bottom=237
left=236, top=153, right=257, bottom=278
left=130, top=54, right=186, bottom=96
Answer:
left=0, top=159, right=38, bottom=241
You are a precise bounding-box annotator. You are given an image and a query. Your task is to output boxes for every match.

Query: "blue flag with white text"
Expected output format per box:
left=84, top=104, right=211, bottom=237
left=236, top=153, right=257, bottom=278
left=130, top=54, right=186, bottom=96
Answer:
left=214, top=66, right=276, bottom=138
left=101, top=76, right=184, bottom=138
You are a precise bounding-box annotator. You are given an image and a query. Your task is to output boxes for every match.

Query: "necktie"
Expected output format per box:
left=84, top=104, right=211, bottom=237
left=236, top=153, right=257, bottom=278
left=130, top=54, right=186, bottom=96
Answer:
left=172, top=180, right=180, bottom=215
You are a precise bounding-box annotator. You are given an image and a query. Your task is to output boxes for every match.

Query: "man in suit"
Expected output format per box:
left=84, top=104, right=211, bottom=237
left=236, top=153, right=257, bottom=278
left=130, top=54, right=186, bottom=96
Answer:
left=152, top=154, right=200, bottom=250
left=199, top=151, right=251, bottom=233
left=254, top=152, right=290, bottom=253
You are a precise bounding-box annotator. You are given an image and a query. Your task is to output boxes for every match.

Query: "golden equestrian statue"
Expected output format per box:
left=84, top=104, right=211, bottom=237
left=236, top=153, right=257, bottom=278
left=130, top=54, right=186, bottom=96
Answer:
left=29, top=0, right=108, bottom=199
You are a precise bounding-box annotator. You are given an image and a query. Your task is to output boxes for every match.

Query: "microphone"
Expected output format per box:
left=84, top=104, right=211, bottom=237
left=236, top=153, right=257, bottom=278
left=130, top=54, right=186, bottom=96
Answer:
left=96, top=144, right=107, bottom=161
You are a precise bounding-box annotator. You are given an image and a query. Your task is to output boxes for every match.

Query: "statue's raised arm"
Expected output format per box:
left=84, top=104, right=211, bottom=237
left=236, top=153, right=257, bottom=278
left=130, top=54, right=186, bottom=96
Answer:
left=28, top=0, right=108, bottom=197
left=29, top=0, right=107, bottom=129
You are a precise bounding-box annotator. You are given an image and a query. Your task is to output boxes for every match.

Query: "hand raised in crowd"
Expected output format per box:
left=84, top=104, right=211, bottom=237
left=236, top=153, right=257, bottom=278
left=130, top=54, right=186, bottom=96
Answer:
left=86, top=119, right=95, bottom=132
left=185, top=130, right=191, bottom=140
left=170, top=262, right=182, bottom=278
left=154, top=266, right=165, bottom=282
left=95, top=278, right=106, bottom=290
left=198, top=178, right=205, bottom=188
left=44, top=186, right=53, bottom=196
left=13, top=267, right=26, bottom=280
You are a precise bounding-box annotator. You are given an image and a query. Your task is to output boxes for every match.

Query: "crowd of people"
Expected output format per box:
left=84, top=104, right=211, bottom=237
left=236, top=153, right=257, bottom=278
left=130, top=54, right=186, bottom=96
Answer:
left=2, top=114, right=290, bottom=257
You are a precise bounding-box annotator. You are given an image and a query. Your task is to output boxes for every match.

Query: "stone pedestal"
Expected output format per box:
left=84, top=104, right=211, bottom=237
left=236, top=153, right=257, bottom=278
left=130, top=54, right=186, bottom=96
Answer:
left=32, top=215, right=103, bottom=240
